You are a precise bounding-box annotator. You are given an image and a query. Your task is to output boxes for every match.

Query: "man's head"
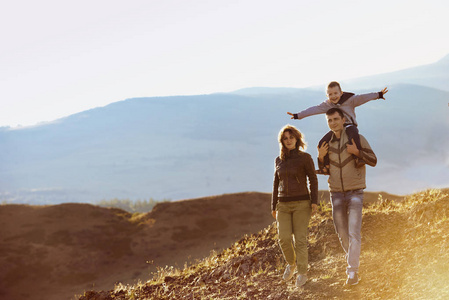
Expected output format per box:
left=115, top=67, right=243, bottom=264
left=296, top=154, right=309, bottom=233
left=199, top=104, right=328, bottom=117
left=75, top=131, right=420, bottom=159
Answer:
left=325, top=108, right=345, bottom=134
left=327, top=81, right=344, bottom=104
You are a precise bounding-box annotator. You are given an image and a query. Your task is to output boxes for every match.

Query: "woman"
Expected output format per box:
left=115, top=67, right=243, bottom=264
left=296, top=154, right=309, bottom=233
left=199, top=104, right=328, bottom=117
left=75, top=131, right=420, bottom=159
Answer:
left=272, top=124, right=318, bottom=287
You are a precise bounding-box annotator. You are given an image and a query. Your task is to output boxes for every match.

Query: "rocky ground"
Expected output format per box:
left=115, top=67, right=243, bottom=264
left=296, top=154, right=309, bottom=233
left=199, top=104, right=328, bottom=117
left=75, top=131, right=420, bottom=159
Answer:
left=79, top=189, right=449, bottom=299
left=0, top=189, right=416, bottom=300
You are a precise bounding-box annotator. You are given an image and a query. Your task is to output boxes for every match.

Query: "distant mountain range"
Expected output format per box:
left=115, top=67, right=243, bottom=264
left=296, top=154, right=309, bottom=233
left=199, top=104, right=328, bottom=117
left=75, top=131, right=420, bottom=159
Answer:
left=1, top=55, right=448, bottom=204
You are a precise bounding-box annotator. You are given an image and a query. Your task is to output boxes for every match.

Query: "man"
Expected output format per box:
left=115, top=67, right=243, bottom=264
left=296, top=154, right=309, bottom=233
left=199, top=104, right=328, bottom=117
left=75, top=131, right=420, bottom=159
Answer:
left=317, top=107, right=377, bottom=285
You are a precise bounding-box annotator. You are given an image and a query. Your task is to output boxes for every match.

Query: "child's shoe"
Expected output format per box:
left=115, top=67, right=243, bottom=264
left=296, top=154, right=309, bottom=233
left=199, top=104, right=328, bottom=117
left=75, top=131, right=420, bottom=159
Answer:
left=315, top=166, right=329, bottom=175
left=355, top=157, right=365, bottom=168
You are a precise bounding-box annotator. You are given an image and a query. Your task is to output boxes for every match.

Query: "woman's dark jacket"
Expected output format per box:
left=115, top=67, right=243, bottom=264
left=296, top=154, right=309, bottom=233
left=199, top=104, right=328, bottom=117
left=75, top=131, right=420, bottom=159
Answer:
left=271, top=149, right=318, bottom=211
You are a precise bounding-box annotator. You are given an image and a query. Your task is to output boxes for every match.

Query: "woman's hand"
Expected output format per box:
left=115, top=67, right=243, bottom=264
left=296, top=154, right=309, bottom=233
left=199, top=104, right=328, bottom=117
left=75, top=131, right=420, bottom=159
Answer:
left=272, top=210, right=277, bottom=219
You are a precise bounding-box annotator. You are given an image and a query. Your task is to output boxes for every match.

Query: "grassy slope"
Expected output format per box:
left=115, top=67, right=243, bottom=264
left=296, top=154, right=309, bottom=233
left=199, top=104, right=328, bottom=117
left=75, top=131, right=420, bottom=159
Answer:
left=80, top=189, right=449, bottom=299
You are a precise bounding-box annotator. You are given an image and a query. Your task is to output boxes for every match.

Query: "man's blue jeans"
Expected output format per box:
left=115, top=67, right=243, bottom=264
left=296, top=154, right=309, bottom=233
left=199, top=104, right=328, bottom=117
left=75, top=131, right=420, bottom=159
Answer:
left=330, top=189, right=364, bottom=274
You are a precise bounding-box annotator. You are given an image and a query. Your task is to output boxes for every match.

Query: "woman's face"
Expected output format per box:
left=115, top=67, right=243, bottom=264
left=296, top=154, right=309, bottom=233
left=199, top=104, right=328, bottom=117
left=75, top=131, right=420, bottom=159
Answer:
left=282, top=131, right=297, bottom=151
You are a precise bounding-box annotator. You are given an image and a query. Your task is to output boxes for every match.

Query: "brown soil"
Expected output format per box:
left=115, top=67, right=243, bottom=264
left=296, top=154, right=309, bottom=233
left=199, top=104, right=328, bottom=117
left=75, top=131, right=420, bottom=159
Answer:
left=0, top=190, right=401, bottom=300
left=79, top=189, right=449, bottom=300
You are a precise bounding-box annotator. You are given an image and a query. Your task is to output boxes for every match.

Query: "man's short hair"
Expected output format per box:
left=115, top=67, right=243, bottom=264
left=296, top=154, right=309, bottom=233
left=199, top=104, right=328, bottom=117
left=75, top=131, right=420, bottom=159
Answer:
left=326, top=107, right=345, bottom=119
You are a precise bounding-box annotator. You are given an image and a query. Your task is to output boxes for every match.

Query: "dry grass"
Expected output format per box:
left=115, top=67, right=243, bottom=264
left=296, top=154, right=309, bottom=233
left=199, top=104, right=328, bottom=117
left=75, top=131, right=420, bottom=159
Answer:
left=79, top=188, right=449, bottom=299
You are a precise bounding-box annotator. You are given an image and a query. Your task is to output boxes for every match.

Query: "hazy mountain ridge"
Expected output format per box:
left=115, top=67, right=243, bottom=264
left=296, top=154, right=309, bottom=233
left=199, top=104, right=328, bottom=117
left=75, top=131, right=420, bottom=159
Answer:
left=1, top=58, right=448, bottom=204
left=342, top=53, right=449, bottom=92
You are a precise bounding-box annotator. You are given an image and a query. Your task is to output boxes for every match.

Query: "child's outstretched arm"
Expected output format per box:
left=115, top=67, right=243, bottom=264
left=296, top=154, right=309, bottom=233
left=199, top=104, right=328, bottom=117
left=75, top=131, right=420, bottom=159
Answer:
left=349, top=86, right=389, bottom=107
left=286, top=101, right=330, bottom=120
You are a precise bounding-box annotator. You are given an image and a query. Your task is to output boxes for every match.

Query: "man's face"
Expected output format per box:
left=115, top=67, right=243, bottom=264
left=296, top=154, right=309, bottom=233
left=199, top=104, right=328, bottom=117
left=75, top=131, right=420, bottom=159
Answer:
left=326, top=112, right=345, bottom=133
left=327, top=86, right=344, bottom=104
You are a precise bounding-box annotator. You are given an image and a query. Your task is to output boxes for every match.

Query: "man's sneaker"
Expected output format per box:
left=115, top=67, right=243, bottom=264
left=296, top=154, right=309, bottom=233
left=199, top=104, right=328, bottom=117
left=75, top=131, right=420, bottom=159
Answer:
left=345, top=272, right=359, bottom=285
left=282, top=264, right=296, bottom=281
left=295, top=274, right=308, bottom=287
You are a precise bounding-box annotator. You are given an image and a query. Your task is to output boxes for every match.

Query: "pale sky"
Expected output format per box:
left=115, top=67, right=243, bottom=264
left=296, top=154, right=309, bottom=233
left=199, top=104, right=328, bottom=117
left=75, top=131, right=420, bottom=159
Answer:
left=1, top=0, right=448, bottom=127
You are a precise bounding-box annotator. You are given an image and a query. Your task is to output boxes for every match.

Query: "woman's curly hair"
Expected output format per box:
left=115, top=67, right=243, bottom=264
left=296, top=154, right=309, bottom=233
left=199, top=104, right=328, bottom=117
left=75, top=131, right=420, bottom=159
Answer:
left=278, top=124, right=307, bottom=161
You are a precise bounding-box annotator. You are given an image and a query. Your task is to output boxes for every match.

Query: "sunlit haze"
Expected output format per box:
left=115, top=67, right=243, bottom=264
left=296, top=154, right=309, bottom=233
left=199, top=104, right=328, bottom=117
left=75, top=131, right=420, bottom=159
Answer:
left=1, top=0, right=448, bottom=127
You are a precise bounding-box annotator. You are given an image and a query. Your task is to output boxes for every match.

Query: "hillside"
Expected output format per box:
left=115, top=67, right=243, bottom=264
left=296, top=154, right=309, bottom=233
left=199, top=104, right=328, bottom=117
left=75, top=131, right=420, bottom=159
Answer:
left=0, top=190, right=400, bottom=300
left=0, top=192, right=278, bottom=300
left=79, top=189, right=449, bottom=299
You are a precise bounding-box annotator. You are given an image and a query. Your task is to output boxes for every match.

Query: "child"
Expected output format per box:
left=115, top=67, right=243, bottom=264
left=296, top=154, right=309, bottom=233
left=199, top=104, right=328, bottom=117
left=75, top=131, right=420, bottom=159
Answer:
left=287, top=81, right=388, bottom=174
